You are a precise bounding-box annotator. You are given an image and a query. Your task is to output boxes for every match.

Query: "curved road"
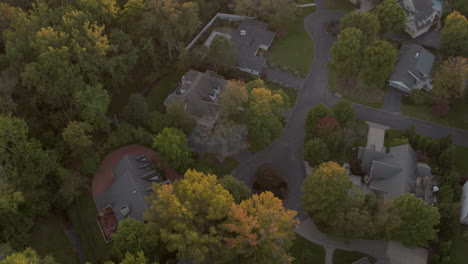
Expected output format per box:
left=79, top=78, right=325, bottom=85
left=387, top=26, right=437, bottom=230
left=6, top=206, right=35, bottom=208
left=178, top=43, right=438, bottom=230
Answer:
left=233, top=0, right=468, bottom=261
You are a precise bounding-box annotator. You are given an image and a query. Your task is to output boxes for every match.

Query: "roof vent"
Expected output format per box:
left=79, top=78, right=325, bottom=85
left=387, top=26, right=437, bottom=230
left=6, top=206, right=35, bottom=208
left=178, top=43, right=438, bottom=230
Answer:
left=415, top=52, right=419, bottom=59
left=433, top=186, right=439, bottom=192
left=120, top=205, right=130, bottom=217
left=132, top=189, right=137, bottom=194
left=240, top=30, right=247, bottom=36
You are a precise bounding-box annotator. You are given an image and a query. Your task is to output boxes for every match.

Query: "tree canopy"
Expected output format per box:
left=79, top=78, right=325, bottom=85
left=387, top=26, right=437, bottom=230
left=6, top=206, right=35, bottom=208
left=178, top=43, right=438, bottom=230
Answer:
left=152, top=127, right=193, bottom=173
left=340, top=12, right=380, bottom=42
left=440, top=11, right=468, bottom=57
left=330, top=28, right=365, bottom=77
left=362, top=40, right=398, bottom=87
left=433, top=57, right=468, bottom=101
left=373, top=0, right=406, bottom=34
left=234, top=0, right=295, bottom=28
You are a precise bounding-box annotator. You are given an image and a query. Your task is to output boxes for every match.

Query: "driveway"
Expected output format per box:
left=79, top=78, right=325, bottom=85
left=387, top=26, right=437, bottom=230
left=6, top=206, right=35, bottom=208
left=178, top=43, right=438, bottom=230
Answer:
left=381, top=88, right=403, bottom=113
left=263, top=67, right=304, bottom=89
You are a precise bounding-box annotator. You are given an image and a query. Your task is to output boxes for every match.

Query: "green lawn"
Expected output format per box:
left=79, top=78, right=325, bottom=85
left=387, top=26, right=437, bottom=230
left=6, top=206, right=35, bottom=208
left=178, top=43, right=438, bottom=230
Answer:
left=328, top=70, right=385, bottom=108
left=29, top=214, right=79, bottom=264
left=290, top=235, right=326, bottom=263
left=324, top=0, right=357, bottom=11
left=193, top=153, right=238, bottom=178
left=67, top=191, right=112, bottom=264
left=146, top=71, right=183, bottom=112
left=332, top=249, right=368, bottom=264
left=268, top=7, right=316, bottom=77
left=450, top=225, right=468, bottom=264
left=401, top=98, right=468, bottom=130
left=455, top=146, right=468, bottom=176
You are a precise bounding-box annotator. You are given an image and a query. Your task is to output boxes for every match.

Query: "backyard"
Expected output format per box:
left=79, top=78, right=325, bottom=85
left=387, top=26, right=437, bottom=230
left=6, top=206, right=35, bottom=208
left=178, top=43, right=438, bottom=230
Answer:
left=267, top=6, right=316, bottom=77
left=67, top=190, right=112, bottom=264
left=29, top=214, right=79, bottom=264
left=328, top=70, right=385, bottom=108
left=450, top=225, right=468, bottom=264
left=401, top=98, right=468, bottom=130
left=332, top=249, right=369, bottom=264
left=146, top=71, right=184, bottom=112
left=289, top=235, right=326, bottom=263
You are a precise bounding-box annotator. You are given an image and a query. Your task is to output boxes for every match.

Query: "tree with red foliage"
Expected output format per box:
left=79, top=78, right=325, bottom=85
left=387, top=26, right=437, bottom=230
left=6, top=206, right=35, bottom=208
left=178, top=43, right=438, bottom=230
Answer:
left=431, top=99, right=450, bottom=117
left=312, top=117, right=342, bottom=150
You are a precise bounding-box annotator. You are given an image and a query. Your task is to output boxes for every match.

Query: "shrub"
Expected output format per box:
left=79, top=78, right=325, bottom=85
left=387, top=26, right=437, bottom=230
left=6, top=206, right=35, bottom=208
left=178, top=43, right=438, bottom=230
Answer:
left=410, top=89, right=426, bottom=105
left=306, top=104, right=334, bottom=133
left=312, top=117, right=342, bottom=150
left=388, top=137, right=409, bottom=147
left=332, top=100, right=355, bottom=127
left=253, top=163, right=288, bottom=199
left=303, top=138, right=330, bottom=166
left=431, top=99, right=450, bottom=117
left=218, top=175, right=251, bottom=203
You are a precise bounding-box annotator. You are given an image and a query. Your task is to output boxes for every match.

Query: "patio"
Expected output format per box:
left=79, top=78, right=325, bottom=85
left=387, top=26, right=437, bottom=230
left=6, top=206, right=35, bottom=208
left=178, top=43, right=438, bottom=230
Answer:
left=96, top=206, right=118, bottom=243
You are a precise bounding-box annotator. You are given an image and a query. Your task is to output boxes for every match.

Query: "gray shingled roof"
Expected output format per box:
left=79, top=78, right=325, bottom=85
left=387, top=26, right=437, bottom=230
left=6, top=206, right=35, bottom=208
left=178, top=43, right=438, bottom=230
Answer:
left=94, top=155, right=165, bottom=222
left=164, top=70, right=227, bottom=122
left=352, top=257, right=372, bottom=264
left=400, top=0, right=436, bottom=31
left=230, top=20, right=276, bottom=73
left=388, top=44, right=435, bottom=92
left=359, top=144, right=433, bottom=202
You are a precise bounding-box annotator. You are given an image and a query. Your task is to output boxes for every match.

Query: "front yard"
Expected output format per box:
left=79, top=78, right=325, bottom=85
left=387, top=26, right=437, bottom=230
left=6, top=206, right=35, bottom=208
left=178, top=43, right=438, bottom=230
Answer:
left=328, top=70, right=385, bottom=108
left=324, top=0, right=357, bottom=12
left=267, top=7, right=316, bottom=77
left=289, top=235, right=326, bottom=263
left=332, top=249, right=369, bottom=264
left=401, top=98, right=468, bottom=130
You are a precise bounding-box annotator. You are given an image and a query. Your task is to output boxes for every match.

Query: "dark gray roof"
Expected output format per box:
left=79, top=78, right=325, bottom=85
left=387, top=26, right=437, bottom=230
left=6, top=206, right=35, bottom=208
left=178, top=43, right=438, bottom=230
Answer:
left=400, top=0, right=436, bottom=31
left=359, top=144, right=433, bottom=202
left=388, top=44, right=435, bottom=92
left=164, top=70, right=227, bottom=122
left=95, top=155, right=165, bottom=222
left=352, top=257, right=372, bottom=264
left=230, top=20, right=276, bottom=73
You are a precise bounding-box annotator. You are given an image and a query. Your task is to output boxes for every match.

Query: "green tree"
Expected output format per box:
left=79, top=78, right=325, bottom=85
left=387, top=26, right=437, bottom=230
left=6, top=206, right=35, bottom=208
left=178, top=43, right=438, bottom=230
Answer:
left=340, top=12, right=380, bottom=42
left=119, top=0, right=144, bottom=33
left=220, top=80, right=249, bottom=119
left=144, top=0, right=200, bottom=61
left=74, top=84, right=111, bottom=132
left=218, top=175, right=251, bottom=204
left=392, top=194, right=440, bottom=247
left=61, top=121, right=93, bottom=154
left=312, top=117, right=342, bottom=150
left=305, top=104, right=334, bottom=133
left=454, top=0, right=468, bottom=17
left=164, top=102, right=195, bottom=135
left=248, top=114, right=282, bottom=151
left=105, top=123, right=152, bottom=150
left=303, top=138, right=330, bottom=167
left=152, top=128, right=193, bottom=172
left=146, top=111, right=165, bottom=134
left=440, top=11, right=468, bottom=57
left=374, top=0, right=406, bottom=34
left=249, top=87, right=284, bottom=117
left=330, top=28, right=365, bottom=77
left=208, top=36, right=236, bottom=66
left=0, top=248, right=57, bottom=264
left=332, top=100, right=355, bottom=126
left=144, top=170, right=234, bottom=263
left=123, top=93, right=149, bottom=127
left=112, top=218, right=152, bottom=260
left=301, top=162, right=351, bottom=224
left=362, top=40, right=398, bottom=87
left=223, top=192, right=299, bottom=264
left=433, top=57, right=468, bottom=101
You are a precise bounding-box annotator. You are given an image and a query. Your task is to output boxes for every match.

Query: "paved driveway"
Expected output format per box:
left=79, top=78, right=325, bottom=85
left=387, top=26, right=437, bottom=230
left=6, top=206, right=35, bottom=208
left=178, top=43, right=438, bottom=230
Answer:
left=381, top=88, right=403, bottom=113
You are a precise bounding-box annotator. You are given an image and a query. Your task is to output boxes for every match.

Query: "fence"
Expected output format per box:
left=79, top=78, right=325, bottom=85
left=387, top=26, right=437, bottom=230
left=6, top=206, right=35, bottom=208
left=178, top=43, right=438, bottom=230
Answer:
left=185, top=13, right=255, bottom=50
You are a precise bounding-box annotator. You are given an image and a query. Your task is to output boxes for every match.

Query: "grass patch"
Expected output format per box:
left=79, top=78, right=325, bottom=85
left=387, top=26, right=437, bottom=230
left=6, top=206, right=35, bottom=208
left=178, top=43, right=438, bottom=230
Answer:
left=267, top=7, right=316, bottom=77
left=290, top=235, right=326, bottom=263
left=324, top=0, right=357, bottom=11
left=29, top=214, right=79, bottom=264
left=455, top=146, right=468, bottom=176
left=67, top=191, right=112, bottom=264
left=146, top=71, right=184, bottom=112
left=193, top=153, right=238, bottom=178
left=328, top=70, right=384, bottom=108
left=401, top=98, right=468, bottom=130
left=332, top=249, right=368, bottom=264
left=450, top=225, right=468, bottom=264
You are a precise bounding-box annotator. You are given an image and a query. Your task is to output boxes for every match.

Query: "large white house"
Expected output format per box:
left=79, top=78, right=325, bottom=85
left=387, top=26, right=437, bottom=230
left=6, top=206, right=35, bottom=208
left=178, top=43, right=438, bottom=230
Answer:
left=399, top=0, right=440, bottom=38
left=461, top=182, right=468, bottom=225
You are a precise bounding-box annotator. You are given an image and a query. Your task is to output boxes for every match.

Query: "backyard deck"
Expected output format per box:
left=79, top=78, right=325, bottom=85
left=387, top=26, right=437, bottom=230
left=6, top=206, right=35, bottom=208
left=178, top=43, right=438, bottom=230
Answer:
left=96, top=206, right=118, bottom=243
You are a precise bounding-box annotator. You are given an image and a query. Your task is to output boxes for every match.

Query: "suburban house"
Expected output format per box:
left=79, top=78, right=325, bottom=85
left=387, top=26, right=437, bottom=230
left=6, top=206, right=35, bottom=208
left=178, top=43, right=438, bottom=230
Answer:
left=230, top=20, right=276, bottom=76
left=357, top=144, right=436, bottom=204
left=94, top=154, right=168, bottom=242
left=388, top=44, right=435, bottom=94
left=461, top=182, right=468, bottom=225
left=399, top=0, right=440, bottom=38
left=164, top=70, right=228, bottom=129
